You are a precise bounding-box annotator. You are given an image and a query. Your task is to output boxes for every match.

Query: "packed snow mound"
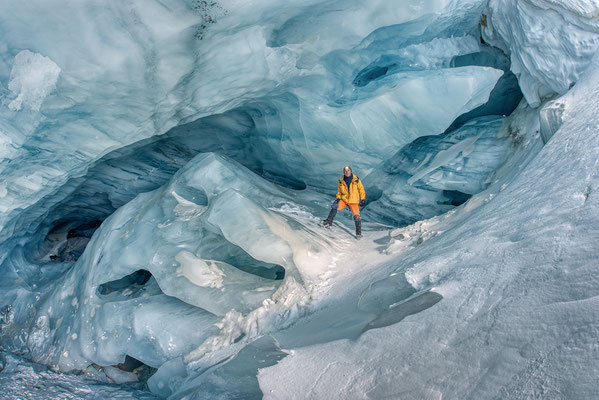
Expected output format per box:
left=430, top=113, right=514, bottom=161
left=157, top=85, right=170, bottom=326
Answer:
left=483, top=0, right=599, bottom=106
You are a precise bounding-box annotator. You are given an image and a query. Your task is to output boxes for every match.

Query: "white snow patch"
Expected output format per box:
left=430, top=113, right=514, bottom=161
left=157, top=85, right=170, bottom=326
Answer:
left=172, top=190, right=206, bottom=220
left=185, top=276, right=310, bottom=364
left=103, top=366, right=139, bottom=384
left=175, top=251, right=225, bottom=289
left=7, top=50, right=61, bottom=111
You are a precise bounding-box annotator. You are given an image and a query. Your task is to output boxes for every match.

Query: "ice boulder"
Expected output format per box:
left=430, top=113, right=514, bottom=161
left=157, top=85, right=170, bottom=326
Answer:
left=21, top=152, right=346, bottom=373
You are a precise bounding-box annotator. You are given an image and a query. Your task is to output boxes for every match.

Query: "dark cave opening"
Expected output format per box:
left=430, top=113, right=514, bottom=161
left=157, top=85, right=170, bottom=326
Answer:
left=97, top=269, right=155, bottom=297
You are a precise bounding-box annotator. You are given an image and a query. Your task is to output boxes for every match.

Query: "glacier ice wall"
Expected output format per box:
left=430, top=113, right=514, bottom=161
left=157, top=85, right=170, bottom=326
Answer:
left=1, top=0, right=597, bottom=399
left=482, top=0, right=599, bottom=107
left=365, top=115, right=515, bottom=225
left=0, top=0, right=513, bottom=295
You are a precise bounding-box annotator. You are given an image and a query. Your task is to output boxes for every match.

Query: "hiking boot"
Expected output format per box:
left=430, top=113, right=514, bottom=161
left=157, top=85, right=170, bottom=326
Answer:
left=354, top=218, right=362, bottom=238
left=321, top=208, right=337, bottom=227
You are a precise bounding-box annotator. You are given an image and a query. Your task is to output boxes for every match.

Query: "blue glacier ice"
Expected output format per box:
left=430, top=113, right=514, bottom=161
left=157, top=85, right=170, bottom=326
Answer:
left=364, top=114, right=515, bottom=225
left=1, top=0, right=599, bottom=399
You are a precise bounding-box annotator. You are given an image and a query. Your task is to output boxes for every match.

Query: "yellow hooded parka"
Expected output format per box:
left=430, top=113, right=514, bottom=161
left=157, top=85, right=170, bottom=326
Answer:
left=336, top=174, right=366, bottom=204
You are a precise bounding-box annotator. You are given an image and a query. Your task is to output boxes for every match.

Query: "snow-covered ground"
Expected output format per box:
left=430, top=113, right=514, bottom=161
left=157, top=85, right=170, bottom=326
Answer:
left=1, top=0, right=599, bottom=399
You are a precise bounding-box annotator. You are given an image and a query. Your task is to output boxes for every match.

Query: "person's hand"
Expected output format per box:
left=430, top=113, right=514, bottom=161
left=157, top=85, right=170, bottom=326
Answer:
left=359, top=199, right=366, bottom=207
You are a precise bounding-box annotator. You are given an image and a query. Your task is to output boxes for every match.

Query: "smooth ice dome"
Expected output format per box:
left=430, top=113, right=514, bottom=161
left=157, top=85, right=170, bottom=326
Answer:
left=1, top=0, right=599, bottom=399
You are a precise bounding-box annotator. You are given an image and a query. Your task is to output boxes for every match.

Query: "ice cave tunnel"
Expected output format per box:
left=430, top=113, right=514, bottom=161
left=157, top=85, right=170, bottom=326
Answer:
left=1, top=0, right=599, bottom=399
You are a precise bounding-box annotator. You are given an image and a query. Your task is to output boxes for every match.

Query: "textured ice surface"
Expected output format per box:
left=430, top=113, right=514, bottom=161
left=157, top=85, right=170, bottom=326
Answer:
left=0, top=351, right=158, bottom=399
left=22, top=153, right=323, bottom=372
left=0, top=0, right=500, bottom=234
left=482, top=0, right=599, bottom=106
left=365, top=114, right=514, bottom=225
left=539, top=98, right=566, bottom=144
left=1, top=0, right=598, bottom=399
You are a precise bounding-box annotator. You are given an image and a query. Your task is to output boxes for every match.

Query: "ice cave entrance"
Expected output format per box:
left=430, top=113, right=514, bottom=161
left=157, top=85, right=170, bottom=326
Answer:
left=38, top=42, right=523, bottom=265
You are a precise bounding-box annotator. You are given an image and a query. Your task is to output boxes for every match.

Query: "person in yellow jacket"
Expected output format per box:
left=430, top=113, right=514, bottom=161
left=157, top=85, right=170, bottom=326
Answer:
left=321, top=165, right=366, bottom=239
